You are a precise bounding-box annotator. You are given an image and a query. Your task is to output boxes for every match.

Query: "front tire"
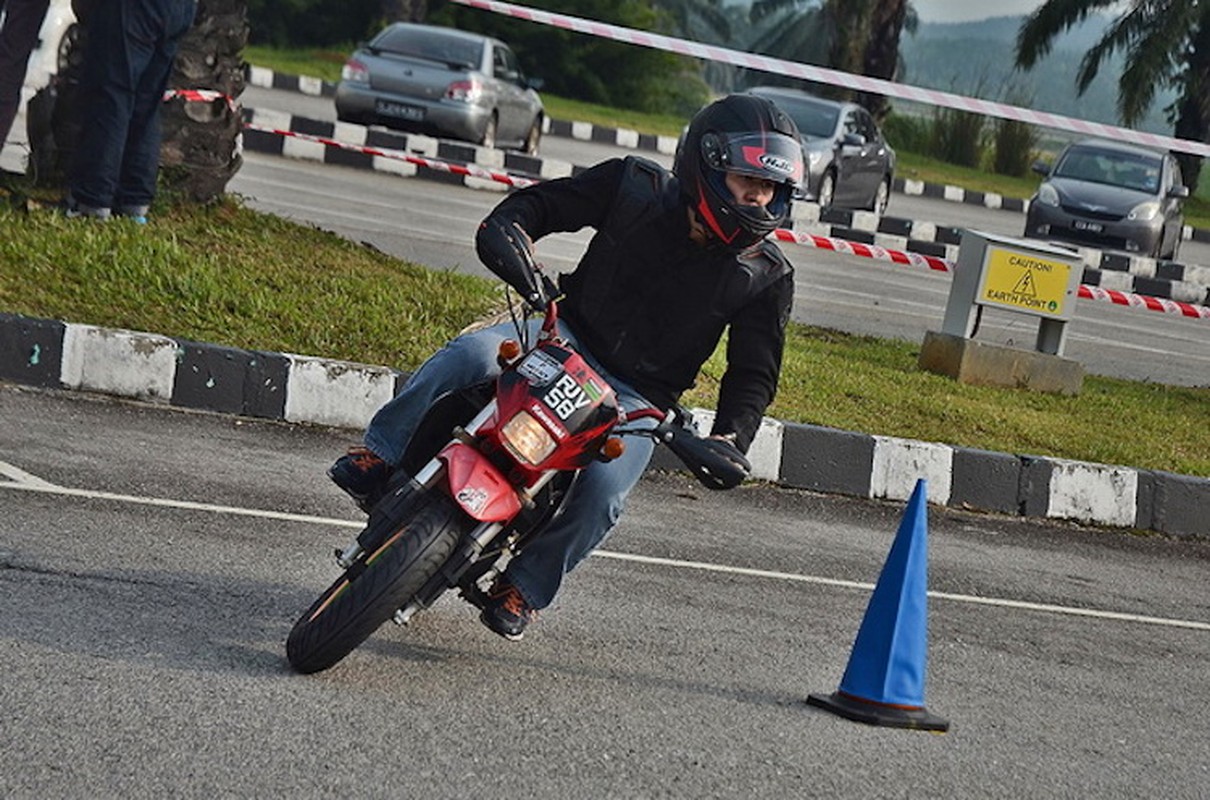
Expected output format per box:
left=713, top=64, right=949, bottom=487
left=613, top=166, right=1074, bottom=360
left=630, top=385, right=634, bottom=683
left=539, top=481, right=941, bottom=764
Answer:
left=522, top=115, right=542, bottom=156
left=480, top=113, right=498, bottom=149
left=817, top=171, right=836, bottom=210
left=286, top=491, right=471, bottom=674
left=870, top=176, right=891, bottom=216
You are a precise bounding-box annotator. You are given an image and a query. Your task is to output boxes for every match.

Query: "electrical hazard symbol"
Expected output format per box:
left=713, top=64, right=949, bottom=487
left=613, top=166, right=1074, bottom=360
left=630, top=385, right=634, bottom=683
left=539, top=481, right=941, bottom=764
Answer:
left=1012, top=270, right=1037, bottom=297
left=979, top=247, right=1072, bottom=317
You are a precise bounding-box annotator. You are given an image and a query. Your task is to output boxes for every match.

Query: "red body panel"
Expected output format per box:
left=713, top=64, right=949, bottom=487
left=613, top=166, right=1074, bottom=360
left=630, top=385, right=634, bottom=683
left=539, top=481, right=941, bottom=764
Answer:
left=439, top=441, right=523, bottom=522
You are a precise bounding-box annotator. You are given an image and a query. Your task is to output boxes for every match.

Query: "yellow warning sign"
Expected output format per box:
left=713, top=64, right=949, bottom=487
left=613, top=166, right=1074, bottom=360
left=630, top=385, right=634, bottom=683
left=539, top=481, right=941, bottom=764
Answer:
left=979, top=247, right=1072, bottom=317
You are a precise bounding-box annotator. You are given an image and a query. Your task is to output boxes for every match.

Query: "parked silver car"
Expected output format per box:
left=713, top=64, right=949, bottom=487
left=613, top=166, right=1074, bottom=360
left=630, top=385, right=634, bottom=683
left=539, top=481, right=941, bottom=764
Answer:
left=334, top=23, right=544, bottom=153
left=1023, top=139, right=1187, bottom=260
left=748, top=86, right=896, bottom=214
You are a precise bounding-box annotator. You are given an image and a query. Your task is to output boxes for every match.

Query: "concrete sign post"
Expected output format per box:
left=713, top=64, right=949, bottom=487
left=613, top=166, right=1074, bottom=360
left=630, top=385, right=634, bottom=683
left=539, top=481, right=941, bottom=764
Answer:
left=921, top=230, right=1085, bottom=395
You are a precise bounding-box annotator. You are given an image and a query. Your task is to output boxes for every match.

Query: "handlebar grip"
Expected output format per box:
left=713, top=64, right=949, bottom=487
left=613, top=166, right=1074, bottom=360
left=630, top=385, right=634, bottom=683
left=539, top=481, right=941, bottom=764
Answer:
left=658, top=419, right=751, bottom=490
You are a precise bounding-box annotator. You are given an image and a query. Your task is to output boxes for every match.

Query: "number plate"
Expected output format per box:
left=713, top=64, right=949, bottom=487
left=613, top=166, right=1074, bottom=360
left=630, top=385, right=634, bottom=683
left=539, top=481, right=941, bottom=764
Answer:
left=375, top=100, right=425, bottom=121
left=1072, top=219, right=1103, bottom=233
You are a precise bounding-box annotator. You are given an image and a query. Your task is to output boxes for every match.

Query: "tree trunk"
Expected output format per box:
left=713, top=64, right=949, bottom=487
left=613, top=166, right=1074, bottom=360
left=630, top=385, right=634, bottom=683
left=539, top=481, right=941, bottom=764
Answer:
left=1172, top=12, right=1210, bottom=191
left=381, top=0, right=427, bottom=23
left=860, top=0, right=908, bottom=122
left=160, top=0, right=249, bottom=203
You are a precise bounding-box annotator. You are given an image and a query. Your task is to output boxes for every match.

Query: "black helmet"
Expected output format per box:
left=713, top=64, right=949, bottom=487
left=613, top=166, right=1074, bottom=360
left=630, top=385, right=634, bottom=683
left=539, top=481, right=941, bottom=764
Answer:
left=674, top=93, right=804, bottom=251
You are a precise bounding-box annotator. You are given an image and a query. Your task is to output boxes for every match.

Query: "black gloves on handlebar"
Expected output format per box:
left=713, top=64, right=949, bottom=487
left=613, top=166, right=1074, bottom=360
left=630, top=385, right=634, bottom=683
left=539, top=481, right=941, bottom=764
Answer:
left=659, top=421, right=752, bottom=491
left=476, top=218, right=548, bottom=311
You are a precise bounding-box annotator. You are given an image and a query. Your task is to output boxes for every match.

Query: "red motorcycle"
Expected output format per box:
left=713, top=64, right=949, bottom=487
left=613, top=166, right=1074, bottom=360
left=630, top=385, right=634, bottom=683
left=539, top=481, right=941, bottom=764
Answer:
left=286, top=289, right=749, bottom=674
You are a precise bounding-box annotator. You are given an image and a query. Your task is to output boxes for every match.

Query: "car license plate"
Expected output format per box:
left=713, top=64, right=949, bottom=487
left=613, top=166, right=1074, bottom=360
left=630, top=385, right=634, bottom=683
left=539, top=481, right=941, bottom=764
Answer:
left=1072, top=220, right=1103, bottom=233
left=375, top=100, right=425, bottom=121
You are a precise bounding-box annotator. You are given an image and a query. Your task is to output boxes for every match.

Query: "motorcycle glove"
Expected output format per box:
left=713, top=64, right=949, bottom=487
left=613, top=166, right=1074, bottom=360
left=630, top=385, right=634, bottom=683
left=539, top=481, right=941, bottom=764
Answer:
left=476, top=218, right=546, bottom=310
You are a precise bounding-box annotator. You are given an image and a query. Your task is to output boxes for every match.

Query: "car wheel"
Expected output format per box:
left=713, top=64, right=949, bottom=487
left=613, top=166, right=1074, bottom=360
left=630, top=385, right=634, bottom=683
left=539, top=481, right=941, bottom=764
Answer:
left=480, top=113, right=498, bottom=149
left=817, top=171, right=835, bottom=210
left=870, top=176, right=890, bottom=216
left=522, top=116, right=542, bottom=156
left=1164, top=235, right=1180, bottom=261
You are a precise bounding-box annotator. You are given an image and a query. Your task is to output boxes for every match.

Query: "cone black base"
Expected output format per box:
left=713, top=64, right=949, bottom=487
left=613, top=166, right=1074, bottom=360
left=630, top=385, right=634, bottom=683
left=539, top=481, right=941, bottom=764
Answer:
left=807, top=691, right=950, bottom=732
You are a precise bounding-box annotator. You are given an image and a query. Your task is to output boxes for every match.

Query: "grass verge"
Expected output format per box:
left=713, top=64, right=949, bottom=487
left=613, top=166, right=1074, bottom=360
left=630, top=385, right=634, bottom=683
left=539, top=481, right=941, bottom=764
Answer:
left=1, top=193, right=1207, bottom=477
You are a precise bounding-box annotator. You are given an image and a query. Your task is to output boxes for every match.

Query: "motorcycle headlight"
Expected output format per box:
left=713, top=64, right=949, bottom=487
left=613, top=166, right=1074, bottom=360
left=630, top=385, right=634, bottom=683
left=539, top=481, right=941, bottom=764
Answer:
left=500, top=411, right=557, bottom=466
left=1128, top=201, right=1160, bottom=221
left=1036, top=183, right=1059, bottom=206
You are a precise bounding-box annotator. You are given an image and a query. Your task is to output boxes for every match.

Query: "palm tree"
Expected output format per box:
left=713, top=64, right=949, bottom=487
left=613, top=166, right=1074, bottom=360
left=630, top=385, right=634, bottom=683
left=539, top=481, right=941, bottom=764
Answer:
left=859, top=0, right=916, bottom=121
left=744, top=0, right=914, bottom=120
left=1016, top=0, right=1210, bottom=187
left=160, top=0, right=249, bottom=203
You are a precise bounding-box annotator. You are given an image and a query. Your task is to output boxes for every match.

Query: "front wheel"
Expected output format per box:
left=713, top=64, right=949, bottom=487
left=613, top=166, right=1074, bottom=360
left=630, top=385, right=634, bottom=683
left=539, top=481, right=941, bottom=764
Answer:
left=480, top=113, right=498, bottom=149
left=817, top=171, right=836, bottom=210
left=286, top=491, right=471, bottom=674
left=522, top=115, right=542, bottom=156
left=869, top=176, right=890, bottom=216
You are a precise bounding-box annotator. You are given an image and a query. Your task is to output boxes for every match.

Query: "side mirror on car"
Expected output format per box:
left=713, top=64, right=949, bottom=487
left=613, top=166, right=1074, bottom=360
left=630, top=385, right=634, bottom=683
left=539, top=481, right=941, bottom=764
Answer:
left=1031, top=160, right=1052, bottom=177
left=1169, top=185, right=1190, bottom=199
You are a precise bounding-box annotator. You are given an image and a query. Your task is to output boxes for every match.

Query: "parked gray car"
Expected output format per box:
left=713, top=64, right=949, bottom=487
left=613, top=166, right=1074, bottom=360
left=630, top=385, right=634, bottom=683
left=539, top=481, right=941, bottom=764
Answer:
left=1023, top=139, right=1187, bottom=260
left=335, top=23, right=544, bottom=153
left=748, top=86, right=896, bottom=214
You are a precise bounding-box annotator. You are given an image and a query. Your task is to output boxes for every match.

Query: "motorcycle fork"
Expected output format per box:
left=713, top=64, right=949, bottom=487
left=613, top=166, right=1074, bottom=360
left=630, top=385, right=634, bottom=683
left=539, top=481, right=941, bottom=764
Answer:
left=393, top=467, right=562, bottom=626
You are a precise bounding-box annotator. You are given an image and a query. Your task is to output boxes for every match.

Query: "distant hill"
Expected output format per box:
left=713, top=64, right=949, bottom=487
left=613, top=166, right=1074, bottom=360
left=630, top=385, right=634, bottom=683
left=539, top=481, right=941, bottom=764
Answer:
left=899, top=14, right=1175, bottom=135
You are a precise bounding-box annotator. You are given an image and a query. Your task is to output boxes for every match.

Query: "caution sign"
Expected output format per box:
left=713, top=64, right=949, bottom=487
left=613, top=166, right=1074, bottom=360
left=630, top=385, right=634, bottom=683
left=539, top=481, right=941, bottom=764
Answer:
left=978, top=247, right=1073, bottom=317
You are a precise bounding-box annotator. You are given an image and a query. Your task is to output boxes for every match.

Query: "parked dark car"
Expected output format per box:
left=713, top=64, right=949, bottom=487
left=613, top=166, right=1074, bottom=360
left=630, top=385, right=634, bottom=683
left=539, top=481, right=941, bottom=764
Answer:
left=747, top=86, right=896, bottom=214
left=335, top=22, right=544, bottom=153
left=1023, top=139, right=1187, bottom=260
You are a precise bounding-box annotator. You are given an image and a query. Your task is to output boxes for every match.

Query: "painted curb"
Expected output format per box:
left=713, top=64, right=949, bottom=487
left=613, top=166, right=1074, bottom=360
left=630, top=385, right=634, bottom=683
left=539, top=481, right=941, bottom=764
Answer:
left=2, top=312, right=1205, bottom=538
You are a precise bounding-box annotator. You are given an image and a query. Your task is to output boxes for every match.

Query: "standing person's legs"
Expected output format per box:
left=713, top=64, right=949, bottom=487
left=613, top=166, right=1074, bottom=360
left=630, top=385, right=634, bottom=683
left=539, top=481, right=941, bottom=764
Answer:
left=68, top=0, right=143, bottom=213
left=0, top=0, right=51, bottom=152
left=113, top=0, right=194, bottom=215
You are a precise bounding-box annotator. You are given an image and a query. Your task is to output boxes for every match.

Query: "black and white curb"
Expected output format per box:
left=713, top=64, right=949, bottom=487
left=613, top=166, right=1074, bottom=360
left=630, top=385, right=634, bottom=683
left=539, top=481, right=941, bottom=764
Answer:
left=2, top=312, right=1205, bottom=538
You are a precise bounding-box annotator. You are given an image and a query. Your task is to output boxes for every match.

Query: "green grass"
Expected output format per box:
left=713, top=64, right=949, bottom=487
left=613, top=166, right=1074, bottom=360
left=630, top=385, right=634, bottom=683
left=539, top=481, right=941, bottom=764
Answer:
left=1, top=193, right=1207, bottom=477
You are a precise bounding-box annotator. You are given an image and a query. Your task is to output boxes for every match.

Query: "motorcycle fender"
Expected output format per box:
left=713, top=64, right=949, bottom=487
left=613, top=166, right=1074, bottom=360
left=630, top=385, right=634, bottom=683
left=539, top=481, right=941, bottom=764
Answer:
left=438, top=442, right=522, bottom=522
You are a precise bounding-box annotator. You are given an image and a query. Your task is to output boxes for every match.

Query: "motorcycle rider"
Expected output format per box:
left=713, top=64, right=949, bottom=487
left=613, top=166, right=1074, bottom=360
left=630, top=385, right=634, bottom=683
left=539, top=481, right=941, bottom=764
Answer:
left=330, top=93, right=804, bottom=641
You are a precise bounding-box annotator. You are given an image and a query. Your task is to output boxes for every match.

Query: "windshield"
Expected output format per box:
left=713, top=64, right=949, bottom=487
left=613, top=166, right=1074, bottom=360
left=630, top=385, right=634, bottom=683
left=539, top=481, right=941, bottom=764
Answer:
left=1053, top=146, right=1162, bottom=193
left=781, top=99, right=840, bottom=139
left=373, top=27, right=484, bottom=70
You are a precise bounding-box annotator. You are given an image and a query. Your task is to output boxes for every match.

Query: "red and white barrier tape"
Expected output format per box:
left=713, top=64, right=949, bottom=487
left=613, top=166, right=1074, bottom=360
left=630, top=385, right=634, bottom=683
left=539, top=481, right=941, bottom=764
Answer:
left=244, top=123, right=1210, bottom=322
left=1076, top=285, right=1210, bottom=319
left=242, top=123, right=540, bottom=189
left=772, top=228, right=951, bottom=273
left=163, top=88, right=237, bottom=112
left=451, top=0, right=1210, bottom=160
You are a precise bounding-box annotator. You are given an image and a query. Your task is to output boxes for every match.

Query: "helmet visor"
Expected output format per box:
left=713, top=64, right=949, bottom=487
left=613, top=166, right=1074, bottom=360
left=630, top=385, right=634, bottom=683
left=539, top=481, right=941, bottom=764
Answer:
left=702, top=131, right=804, bottom=190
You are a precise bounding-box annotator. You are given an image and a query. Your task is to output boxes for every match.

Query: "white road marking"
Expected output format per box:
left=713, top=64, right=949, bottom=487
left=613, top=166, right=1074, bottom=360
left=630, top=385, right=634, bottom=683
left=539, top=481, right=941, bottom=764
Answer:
left=593, top=551, right=1210, bottom=632
left=3, top=460, right=1206, bottom=632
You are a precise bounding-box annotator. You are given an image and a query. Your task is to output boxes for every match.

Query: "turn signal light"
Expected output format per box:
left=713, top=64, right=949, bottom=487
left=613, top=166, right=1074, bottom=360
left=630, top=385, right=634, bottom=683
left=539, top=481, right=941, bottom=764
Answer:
left=600, top=437, right=625, bottom=461
left=498, top=339, right=521, bottom=362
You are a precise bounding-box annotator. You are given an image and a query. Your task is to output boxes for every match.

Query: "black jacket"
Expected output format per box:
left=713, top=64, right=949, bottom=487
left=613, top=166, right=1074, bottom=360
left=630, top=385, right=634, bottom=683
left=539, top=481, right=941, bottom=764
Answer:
left=477, top=156, right=794, bottom=453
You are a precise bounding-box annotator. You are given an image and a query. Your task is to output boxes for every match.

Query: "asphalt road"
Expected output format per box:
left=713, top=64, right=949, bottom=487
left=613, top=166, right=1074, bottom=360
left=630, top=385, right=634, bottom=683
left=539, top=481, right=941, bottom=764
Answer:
left=4, top=72, right=1209, bottom=800
left=3, top=383, right=1209, bottom=797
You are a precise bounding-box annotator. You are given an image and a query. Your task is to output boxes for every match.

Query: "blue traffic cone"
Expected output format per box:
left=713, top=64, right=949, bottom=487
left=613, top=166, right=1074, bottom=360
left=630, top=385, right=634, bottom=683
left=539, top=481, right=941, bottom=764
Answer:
left=807, top=479, right=949, bottom=732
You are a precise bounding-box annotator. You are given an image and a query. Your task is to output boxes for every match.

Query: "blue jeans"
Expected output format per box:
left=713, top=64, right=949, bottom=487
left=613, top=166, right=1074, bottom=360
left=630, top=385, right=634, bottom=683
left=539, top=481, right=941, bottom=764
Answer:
left=68, top=0, right=196, bottom=212
left=364, top=320, right=658, bottom=610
